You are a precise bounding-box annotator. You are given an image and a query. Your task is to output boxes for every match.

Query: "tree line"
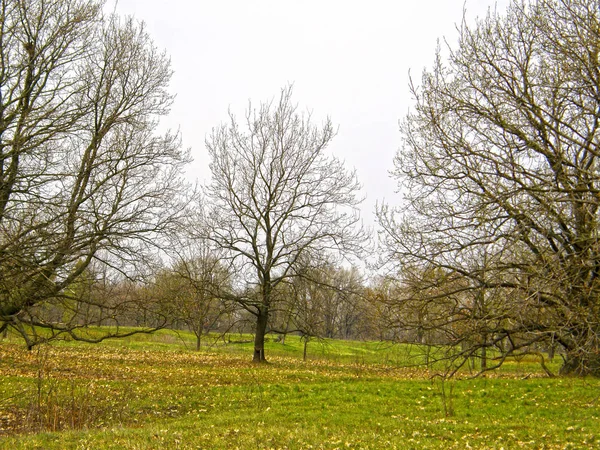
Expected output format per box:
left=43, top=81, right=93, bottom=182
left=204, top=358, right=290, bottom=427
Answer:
left=1, top=0, right=600, bottom=377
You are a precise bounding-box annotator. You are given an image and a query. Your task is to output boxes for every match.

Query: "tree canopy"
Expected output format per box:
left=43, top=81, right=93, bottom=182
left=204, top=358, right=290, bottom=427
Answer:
left=0, top=0, right=189, bottom=347
left=203, top=86, right=365, bottom=361
left=378, top=0, right=600, bottom=375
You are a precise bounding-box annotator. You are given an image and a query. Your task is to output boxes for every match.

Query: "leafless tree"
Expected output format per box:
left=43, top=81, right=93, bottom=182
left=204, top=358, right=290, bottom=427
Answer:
left=378, top=0, right=600, bottom=375
left=287, top=262, right=367, bottom=359
left=156, top=244, right=235, bottom=351
left=286, top=272, right=325, bottom=361
left=203, top=86, right=365, bottom=362
left=0, top=0, right=190, bottom=348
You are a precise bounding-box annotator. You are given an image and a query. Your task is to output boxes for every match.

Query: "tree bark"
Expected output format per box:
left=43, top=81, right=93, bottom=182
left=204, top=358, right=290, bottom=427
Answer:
left=303, top=336, right=309, bottom=362
left=560, top=350, right=600, bottom=376
left=481, top=344, right=487, bottom=371
left=253, top=308, right=269, bottom=362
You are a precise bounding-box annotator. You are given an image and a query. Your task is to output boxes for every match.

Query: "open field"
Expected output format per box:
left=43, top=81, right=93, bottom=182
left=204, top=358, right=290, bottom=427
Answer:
left=0, top=330, right=599, bottom=449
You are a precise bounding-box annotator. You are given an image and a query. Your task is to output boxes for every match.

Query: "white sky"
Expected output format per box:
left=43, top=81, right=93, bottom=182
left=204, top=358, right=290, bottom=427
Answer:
left=111, top=0, right=511, bottom=226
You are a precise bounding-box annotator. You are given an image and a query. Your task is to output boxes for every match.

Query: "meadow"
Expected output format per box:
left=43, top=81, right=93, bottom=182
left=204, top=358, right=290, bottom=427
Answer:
left=0, top=329, right=598, bottom=449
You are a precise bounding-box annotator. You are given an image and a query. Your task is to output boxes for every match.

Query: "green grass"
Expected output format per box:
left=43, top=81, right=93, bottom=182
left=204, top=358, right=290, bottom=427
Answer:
left=0, top=329, right=598, bottom=449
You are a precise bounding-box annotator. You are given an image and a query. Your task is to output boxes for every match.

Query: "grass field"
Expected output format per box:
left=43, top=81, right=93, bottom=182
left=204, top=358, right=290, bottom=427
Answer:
left=0, top=329, right=599, bottom=449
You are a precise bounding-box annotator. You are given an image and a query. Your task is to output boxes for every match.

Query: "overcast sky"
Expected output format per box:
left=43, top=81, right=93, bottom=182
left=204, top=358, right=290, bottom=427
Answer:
left=111, top=0, right=511, bottom=225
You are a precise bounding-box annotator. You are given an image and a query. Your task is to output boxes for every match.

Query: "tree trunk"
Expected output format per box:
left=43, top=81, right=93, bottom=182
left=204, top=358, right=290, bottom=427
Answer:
left=424, top=344, right=431, bottom=368
left=560, top=352, right=600, bottom=376
left=548, top=344, right=555, bottom=361
left=253, top=308, right=268, bottom=362
left=480, top=331, right=487, bottom=371
left=558, top=330, right=600, bottom=376
left=280, top=315, right=291, bottom=345
left=481, top=345, right=487, bottom=371
left=196, top=333, right=201, bottom=351
left=303, top=336, right=309, bottom=361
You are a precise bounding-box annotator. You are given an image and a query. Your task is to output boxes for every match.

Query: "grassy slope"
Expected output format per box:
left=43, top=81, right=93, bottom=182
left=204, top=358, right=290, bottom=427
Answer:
left=0, top=330, right=598, bottom=449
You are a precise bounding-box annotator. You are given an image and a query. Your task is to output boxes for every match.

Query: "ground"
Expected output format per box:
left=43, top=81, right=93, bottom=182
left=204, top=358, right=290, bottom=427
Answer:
left=0, top=330, right=598, bottom=449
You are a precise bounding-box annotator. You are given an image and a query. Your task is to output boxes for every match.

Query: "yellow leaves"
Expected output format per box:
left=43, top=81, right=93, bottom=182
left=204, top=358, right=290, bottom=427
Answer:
left=2, top=338, right=600, bottom=449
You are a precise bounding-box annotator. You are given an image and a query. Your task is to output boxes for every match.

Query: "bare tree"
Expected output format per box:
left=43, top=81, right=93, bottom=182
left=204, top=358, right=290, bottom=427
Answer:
left=0, top=0, right=189, bottom=347
left=203, top=86, right=365, bottom=362
left=286, top=272, right=325, bottom=361
left=156, top=245, right=235, bottom=351
left=287, top=262, right=367, bottom=359
left=378, top=0, right=600, bottom=375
